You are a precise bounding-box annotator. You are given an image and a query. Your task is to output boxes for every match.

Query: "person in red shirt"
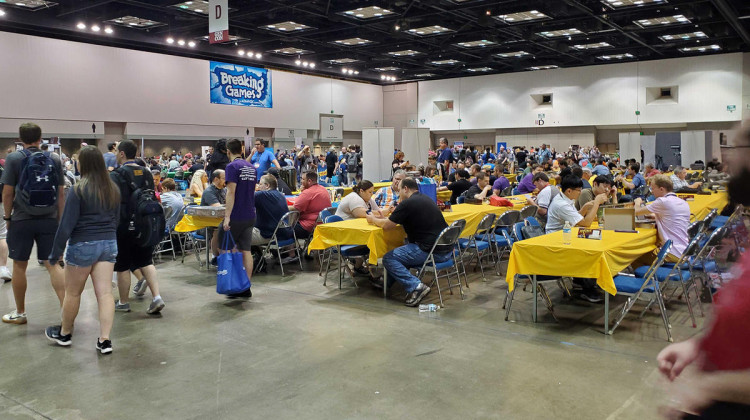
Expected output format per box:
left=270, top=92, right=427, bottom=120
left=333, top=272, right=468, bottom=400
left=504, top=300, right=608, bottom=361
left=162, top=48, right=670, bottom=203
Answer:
left=657, top=126, right=750, bottom=419
left=290, top=171, right=331, bottom=240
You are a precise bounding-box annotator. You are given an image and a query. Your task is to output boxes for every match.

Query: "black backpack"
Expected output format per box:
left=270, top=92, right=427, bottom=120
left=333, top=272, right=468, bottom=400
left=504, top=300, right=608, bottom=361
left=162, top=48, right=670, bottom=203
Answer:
left=116, top=166, right=165, bottom=248
left=18, top=149, right=58, bottom=215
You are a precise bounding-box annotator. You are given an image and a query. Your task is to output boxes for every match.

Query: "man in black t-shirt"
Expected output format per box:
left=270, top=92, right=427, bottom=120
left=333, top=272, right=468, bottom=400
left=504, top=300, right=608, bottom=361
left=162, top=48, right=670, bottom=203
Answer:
left=438, top=169, right=471, bottom=204
left=516, top=148, right=528, bottom=170
left=366, top=178, right=451, bottom=307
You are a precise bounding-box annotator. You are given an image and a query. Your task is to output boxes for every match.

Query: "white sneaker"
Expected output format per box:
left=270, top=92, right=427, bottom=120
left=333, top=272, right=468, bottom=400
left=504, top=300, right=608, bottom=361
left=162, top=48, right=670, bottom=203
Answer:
left=2, top=310, right=27, bottom=324
left=0, top=266, right=11, bottom=282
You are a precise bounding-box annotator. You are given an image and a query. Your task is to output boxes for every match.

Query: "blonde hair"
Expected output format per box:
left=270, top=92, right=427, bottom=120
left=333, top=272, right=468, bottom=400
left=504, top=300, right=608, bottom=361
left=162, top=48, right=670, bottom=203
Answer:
left=190, top=169, right=207, bottom=196
left=649, top=174, right=673, bottom=192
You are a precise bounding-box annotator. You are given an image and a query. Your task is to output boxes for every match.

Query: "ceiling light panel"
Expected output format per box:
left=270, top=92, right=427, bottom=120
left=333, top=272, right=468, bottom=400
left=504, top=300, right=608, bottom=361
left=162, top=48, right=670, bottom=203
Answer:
left=106, top=16, right=165, bottom=29
left=455, top=39, right=496, bottom=48
left=323, top=58, right=360, bottom=64
left=679, top=44, right=721, bottom=53
left=527, top=65, right=559, bottom=70
left=466, top=67, right=494, bottom=72
left=430, top=59, right=461, bottom=65
left=198, top=34, right=248, bottom=42
left=495, top=50, right=530, bottom=58
left=263, top=21, right=314, bottom=32
left=332, top=37, right=373, bottom=46
left=634, top=15, right=690, bottom=28
left=388, top=49, right=421, bottom=57
left=342, top=5, right=395, bottom=19
left=407, top=25, right=453, bottom=36
left=495, top=10, right=550, bottom=24
left=0, top=0, right=57, bottom=10
left=537, top=28, right=584, bottom=38
left=603, top=0, right=666, bottom=9
left=271, top=47, right=314, bottom=55
left=572, top=42, right=613, bottom=50
left=413, top=73, right=436, bottom=77
left=172, top=0, right=209, bottom=14
left=373, top=67, right=400, bottom=72
left=597, top=53, right=635, bottom=60
left=659, top=31, right=707, bottom=41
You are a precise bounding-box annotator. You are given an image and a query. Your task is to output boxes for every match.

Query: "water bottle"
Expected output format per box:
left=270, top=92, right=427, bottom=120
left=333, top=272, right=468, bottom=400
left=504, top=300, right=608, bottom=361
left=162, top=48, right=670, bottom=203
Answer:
left=562, top=221, right=572, bottom=245
left=418, top=303, right=439, bottom=312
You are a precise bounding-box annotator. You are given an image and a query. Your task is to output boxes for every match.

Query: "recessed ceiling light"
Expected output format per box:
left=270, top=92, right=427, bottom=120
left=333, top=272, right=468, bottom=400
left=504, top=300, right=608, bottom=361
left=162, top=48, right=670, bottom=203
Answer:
left=332, top=37, right=373, bottom=46
left=455, top=39, right=496, bottom=48
left=106, top=16, right=165, bottom=29
left=76, top=22, right=86, bottom=30
left=413, top=73, right=436, bottom=78
left=295, top=59, right=302, bottom=65
left=659, top=31, right=707, bottom=41
left=597, top=53, right=635, bottom=60
left=188, top=41, right=196, bottom=47
left=373, top=67, right=400, bottom=72
left=262, top=21, right=314, bottom=32
left=177, top=39, right=186, bottom=46
left=406, top=25, right=453, bottom=36
left=310, top=63, right=315, bottom=68
left=537, top=28, right=584, bottom=38
left=387, top=49, right=421, bottom=57
left=272, top=47, right=314, bottom=55
left=166, top=37, right=175, bottom=44
left=495, top=10, right=551, bottom=24
left=527, top=65, right=559, bottom=70
left=495, top=50, right=530, bottom=58
left=572, top=42, right=612, bottom=50
left=1, top=0, right=57, bottom=11
left=603, top=0, right=665, bottom=9
left=0, top=10, right=6, bottom=17
left=91, top=25, right=101, bottom=32
left=255, top=53, right=262, bottom=58
left=430, top=59, right=461, bottom=65
left=171, top=0, right=209, bottom=15
left=324, top=58, right=360, bottom=65
left=341, top=5, right=395, bottom=19
left=679, top=44, right=721, bottom=53
left=466, top=67, right=494, bottom=72
left=635, top=15, right=691, bottom=28
left=238, top=50, right=245, bottom=56
left=104, top=26, right=113, bottom=34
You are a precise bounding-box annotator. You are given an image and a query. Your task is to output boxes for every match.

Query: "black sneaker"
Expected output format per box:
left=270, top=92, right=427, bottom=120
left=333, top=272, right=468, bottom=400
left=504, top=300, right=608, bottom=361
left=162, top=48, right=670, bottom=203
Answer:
left=45, top=325, right=72, bottom=346
left=579, top=290, right=604, bottom=303
left=210, top=257, right=218, bottom=267
left=405, top=284, right=431, bottom=307
left=353, top=266, right=370, bottom=277
left=96, top=339, right=113, bottom=354
left=227, top=288, right=252, bottom=299
left=369, top=276, right=384, bottom=290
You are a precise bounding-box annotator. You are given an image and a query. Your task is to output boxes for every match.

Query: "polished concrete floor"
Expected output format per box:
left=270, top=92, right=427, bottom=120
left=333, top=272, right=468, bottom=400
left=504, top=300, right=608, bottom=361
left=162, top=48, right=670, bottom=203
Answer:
left=0, top=252, right=705, bottom=420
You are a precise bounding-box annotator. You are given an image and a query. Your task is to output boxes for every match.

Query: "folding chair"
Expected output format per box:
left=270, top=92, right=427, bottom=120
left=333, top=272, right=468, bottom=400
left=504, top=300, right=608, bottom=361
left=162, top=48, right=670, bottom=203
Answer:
left=258, top=211, right=303, bottom=276
left=457, top=213, right=496, bottom=281
left=520, top=205, right=537, bottom=220
left=492, top=211, right=520, bottom=274
left=700, top=209, right=719, bottom=233
left=182, top=229, right=207, bottom=267
left=154, top=206, right=177, bottom=261
left=687, top=226, right=730, bottom=302
left=456, top=196, right=466, bottom=204
left=500, top=185, right=513, bottom=197
left=449, top=219, right=470, bottom=288
left=416, top=225, right=464, bottom=306
left=320, top=215, right=369, bottom=289
left=687, top=220, right=704, bottom=240
left=609, top=240, right=674, bottom=341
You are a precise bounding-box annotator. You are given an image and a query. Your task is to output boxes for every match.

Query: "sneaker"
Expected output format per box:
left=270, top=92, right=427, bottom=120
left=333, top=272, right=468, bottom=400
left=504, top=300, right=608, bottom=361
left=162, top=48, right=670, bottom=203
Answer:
left=369, top=276, right=384, bottom=290
left=2, top=310, right=27, bottom=324
left=353, top=266, right=370, bottom=277
left=0, top=266, right=11, bottom=282
left=96, top=339, right=113, bottom=354
left=227, top=288, right=252, bottom=299
left=579, top=291, right=604, bottom=303
left=45, top=325, right=72, bottom=346
left=133, top=279, right=148, bottom=297
left=405, top=284, right=431, bottom=307
left=147, top=297, right=165, bottom=314
left=210, top=257, right=218, bottom=267
left=115, top=302, right=131, bottom=312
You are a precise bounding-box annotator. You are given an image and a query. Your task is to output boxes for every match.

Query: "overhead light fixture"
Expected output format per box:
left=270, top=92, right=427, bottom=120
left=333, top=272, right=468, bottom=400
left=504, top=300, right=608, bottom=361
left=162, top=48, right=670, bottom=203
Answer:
left=659, top=31, right=707, bottom=41
left=572, top=42, right=613, bottom=50
left=295, top=59, right=302, bottom=65
left=177, top=39, right=186, bottom=46
left=324, top=58, right=360, bottom=65
left=198, top=34, right=247, bottom=43
left=272, top=47, right=314, bottom=55
left=413, top=73, right=436, bottom=78
left=495, top=50, right=530, bottom=58
left=1, top=1, right=57, bottom=11
left=106, top=16, right=165, bottom=29
left=406, top=25, right=453, bottom=36
left=341, top=5, right=395, bottom=19
left=430, top=59, right=461, bottom=65
left=597, top=53, right=635, bottom=60
left=465, top=67, right=494, bottom=72
left=76, top=22, right=86, bottom=30
left=187, top=41, right=196, bottom=47
left=91, top=25, right=101, bottom=32
left=263, top=21, right=314, bottom=32
left=603, top=0, right=665, bottom=9
left=238, top=50, right=245, bottom=56
left=0, top=10, right=5, bottom=17
left=104, top=26, right=113, bottom=34
left=167, top=37, right=175, bottom=44
left=679, top=44, right=721, bottom=53
left=387, top=49, right=421, bottom=57
left=373, top=67, right=400, bottom=72
left=310, top=62, right=315, bottom=68
left=171, top=0, right=210, bottom=15
left=537, top=28, right=584, bottom=38
left=255, top=53, right=262, bottom=58
left=527, top=65, right=559, bottom=70
left=634, top=15, right=691, bottom=28
left=455, top=39, right=496, bottom=48
left=332, top=37, right=373, bottom=46
left=381, top=75, right=396, bottom=81
left=342, top=68, right=358, bottom=75
left=495, top=10, right=551, bottom=24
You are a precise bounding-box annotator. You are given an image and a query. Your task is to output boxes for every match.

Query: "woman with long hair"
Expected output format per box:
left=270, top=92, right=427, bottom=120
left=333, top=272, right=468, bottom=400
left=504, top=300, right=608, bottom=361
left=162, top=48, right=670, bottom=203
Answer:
left=45, top=146, right=121, bottom=354
left=188, top=169, right=207, bottom=198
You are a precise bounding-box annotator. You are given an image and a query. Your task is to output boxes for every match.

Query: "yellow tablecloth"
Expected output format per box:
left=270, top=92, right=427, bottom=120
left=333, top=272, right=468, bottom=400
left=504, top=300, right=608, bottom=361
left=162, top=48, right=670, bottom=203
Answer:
left=505, top=228, right=658, bottom=295
left=175, top=214, right=222, bottom=232
left=505, top=194, right=533, bottom=210
left=308, top=204, right=510, bottom=265
left=437, top=190, right=452, bottom=202
left=678, top=192, right=727, bottom=220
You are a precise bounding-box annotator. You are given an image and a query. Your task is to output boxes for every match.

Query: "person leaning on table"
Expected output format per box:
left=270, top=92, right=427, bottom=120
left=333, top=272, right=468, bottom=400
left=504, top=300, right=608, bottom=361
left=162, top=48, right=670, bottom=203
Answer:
left=546, top=175, right=609, bottom=303
left=633, top=174, right=690, bottom=263
left=366, top=177, right=450, bottom=307
left=334, top=180, right=384, bottom=276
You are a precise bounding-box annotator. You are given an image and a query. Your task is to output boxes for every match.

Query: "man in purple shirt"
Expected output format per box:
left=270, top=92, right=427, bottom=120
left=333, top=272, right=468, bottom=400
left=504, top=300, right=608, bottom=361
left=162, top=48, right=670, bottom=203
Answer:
left=517, top=165, right=544, bottom=194
left=221, top=138, right=257, bottom=298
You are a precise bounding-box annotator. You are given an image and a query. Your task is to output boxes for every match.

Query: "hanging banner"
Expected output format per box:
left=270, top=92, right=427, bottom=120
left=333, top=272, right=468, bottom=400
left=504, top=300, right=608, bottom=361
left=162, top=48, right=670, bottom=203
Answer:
left=209, top=0, right=229, bottom=44
left=210, top=61, right=272, bottom=108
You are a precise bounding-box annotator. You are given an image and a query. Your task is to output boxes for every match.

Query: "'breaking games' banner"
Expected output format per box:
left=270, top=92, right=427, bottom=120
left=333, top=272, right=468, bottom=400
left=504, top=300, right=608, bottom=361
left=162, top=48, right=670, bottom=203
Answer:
left=210, top=61, right=272, bottom=108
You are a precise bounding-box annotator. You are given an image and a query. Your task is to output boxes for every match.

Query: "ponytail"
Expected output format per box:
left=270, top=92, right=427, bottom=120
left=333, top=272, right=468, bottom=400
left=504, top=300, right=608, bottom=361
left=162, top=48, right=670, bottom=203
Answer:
left=352, top=180, right=374, bottom=194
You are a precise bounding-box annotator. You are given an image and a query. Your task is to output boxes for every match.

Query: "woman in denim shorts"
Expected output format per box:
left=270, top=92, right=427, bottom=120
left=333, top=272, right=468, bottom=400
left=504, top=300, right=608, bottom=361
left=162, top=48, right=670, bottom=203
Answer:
left=45, top=146, right=121, bottom=354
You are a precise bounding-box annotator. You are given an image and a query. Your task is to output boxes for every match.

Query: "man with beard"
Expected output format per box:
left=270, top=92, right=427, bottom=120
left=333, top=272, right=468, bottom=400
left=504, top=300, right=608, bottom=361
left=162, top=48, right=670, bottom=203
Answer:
left=656, top=125, right=750, bottom=419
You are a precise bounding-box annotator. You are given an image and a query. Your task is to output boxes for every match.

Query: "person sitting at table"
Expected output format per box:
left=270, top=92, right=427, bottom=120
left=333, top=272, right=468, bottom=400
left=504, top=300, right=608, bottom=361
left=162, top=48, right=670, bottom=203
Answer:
left=526, top=173, right=559, bottom=225
left=492, top=165, right=510, bottom=196
left=617, top=162, right=646, bottom=192
left=160, top=178, right=184, bottom=253
left=463, top=172, right=492, bottom=200
left=633, top=175, right=690, bottom=262
left=468, top=164, right=481, bottom=184
left=438, top=169, right=471, bottom=204
left=334, top=180, right=383, bottom=275
left=252, top=175, right=293, bottom=247
left=447, top=161, right=465, bottom=183
left=517, top=164, right=543, bottom=194
left=575, top=174, right=617, bottom=210
left=547, top=175, right=609, bottom=302
left=189, top=159, right=204, bottom=174
left=373, top=170, right=405, bottom=214
left=201, top=170, right=226, bottom=263
left=578, top=167, right=593, bottom=189
left=671, top=166, right=703, bottom=192
left=151, top=168, right=163, bottom=201
left=367, top=177, right=450, bottom=306
left=644, top=162, right=661, bottom=178
left=267, top=167, right=293, bottom=195
left=188, top=169, right=207, bottom=198
left=592, top=158, right=610, bottom=176
left=290, top=171, right=331, bottom=241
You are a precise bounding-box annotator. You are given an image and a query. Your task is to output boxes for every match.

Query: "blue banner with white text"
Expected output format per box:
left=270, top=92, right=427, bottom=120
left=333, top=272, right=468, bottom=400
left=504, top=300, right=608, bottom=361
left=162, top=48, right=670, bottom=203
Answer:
left=210, top=61, right=272, bottom=108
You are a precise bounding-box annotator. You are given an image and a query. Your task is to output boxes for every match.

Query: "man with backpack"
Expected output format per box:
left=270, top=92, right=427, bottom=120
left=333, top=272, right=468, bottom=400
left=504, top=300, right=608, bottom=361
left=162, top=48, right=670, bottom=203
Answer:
left=1, top=123, right=65, bottom=324
left=110, top=140, right=165, bottom=314
left=345, top=146, right=360, bottom=186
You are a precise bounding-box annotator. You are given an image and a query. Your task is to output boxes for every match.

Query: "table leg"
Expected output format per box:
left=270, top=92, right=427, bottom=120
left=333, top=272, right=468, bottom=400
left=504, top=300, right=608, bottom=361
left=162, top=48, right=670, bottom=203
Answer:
left=205, top=228, right=211, bottom=271
left=532, top=275, right=538, bottom=323
left=383, top=267, right=388, bottom=299
left=604, top=292, right=610, bottom=335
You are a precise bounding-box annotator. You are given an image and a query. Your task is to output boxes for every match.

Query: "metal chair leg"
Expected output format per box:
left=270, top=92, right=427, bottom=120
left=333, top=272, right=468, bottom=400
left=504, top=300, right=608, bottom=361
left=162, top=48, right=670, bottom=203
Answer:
left=433, top=266, right=444, bottom=307
left=680, top=280, right=697, bottom=328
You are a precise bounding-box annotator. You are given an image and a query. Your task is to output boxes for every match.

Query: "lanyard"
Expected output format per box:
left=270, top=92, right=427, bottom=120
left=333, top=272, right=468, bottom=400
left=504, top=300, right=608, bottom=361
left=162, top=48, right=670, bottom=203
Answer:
left=123, top=160, right=137, bottom=166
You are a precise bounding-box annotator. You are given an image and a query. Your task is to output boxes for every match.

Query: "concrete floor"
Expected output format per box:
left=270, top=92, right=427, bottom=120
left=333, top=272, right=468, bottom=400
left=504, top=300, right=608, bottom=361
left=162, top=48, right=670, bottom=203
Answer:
left=0, top=253, right=705, bottom=420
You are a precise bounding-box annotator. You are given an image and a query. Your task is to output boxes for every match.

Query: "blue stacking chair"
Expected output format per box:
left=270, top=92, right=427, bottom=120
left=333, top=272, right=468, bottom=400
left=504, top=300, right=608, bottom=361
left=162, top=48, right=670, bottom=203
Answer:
left=320, top=215, right=370, bottom=289
left=609, top=240, right=674, bottom=341
left=520, top=205, right=537, bottom=220
left=416, top=225, right=464, bottom=306
left=258, top=211, right=303, bottom=276
left=456, top=196, right=466, bottom=204
left=457, top=213, right=496, bottom=281
left=524, top=217, right=539, bottom=227
left=491, top=211, right=520, bottom=275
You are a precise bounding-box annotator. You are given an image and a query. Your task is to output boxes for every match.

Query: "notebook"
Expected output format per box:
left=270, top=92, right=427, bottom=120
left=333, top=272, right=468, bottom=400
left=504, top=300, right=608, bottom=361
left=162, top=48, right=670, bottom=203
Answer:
left=603, top=208, right=635, bottom=231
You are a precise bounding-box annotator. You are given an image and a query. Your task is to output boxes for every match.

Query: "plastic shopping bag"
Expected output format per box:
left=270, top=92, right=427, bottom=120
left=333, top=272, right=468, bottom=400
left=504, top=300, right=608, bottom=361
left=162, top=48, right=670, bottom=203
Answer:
left=216, top=232, right=251, bottom=295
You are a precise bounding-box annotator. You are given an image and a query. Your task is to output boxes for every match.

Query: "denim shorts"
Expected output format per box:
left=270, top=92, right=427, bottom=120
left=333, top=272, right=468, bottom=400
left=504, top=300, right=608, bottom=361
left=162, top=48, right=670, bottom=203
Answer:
left=64, top=240, right=118, bottom=267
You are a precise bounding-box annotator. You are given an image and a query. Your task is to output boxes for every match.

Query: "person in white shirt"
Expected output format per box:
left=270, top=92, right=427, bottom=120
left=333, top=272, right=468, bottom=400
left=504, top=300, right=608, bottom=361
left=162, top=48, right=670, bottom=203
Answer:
left=634, top=174, right=690, bottom=262
left=670, top=166, right=702, bottom=191
left=525, top=172, right=559, bottom=225
left=546, top=175, right=609, bottom=302
left=334, top=180, right=383, bottom=221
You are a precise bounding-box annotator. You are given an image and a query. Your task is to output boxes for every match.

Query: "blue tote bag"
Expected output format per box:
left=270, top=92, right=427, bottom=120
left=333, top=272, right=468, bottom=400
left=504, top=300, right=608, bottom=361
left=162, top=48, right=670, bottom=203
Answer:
left=216, top=232, right=251, bottom=295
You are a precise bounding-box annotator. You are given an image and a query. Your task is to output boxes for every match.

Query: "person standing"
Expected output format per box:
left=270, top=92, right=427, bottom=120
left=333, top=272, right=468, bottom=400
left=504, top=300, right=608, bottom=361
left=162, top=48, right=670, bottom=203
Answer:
left=344, top=146, right=361, bottom=186
left=248, top=139, right=280, bottom=176
left=325, top=147, right=338, bottom=181
left=110, top=140, right=165, bottom=314
left=436, top=138, right=454, bottom=178
left=296, top=146, right=317, bottom=175
left=220, top=138, right=257, bottom=298
left=103, top=142, right=117, bottom=171
left=1, top=123, right=66, bottom=324
left=44, top=146, right=120, bottom=354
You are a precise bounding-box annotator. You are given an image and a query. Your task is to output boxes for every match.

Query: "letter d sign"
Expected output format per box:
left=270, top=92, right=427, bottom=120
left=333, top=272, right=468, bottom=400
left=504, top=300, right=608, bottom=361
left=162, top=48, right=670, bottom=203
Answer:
left=209, top=0, right=229, bottom=44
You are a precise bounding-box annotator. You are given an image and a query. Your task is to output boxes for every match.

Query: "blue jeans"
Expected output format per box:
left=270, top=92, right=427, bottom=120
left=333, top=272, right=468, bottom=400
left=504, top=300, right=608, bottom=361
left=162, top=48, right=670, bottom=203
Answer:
left=383, top=243, right=451, bottom=293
